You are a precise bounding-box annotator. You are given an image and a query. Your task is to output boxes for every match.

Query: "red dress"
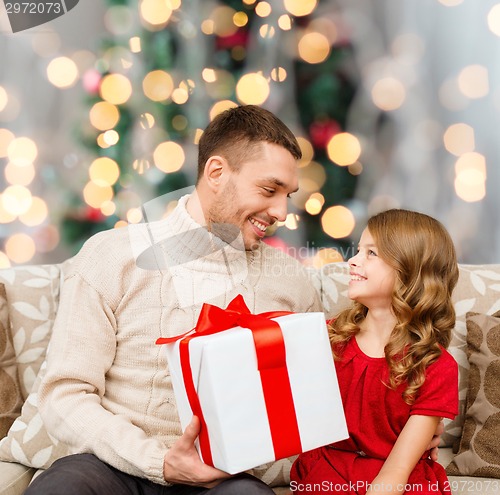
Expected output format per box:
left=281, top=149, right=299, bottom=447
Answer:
left=291, top=338, right=458, bottom=495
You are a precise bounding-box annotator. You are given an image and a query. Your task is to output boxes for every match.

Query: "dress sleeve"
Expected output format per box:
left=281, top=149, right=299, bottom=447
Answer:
left=409, top=348, right=459, bottom=420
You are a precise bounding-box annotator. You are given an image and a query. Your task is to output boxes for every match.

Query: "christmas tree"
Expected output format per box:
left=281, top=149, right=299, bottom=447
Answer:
left=65, top=0, right=358, bottom=264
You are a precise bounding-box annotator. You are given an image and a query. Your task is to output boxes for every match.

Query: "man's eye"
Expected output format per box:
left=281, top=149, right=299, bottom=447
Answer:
left=263, top=188, right=275, bottom=194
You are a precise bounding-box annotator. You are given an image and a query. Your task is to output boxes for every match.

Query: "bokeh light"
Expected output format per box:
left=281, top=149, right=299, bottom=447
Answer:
left=488, top=4, right=500, bottom=36
left=4, top=162, right=36, bottom=186
left=210, top=5, right=238, bottom=37
left=284, top=0, right=317, bottom=17
left=326, top=132, right=361, bottom=166
left=458, top=65, right=489, bottom=99
left=143, top=70, right=174, bottom=102
left=100, top=73, right=133, bottom=105
left=443, top=123, right=475, bottom=156
left=371, top=77, right=406, bottom=111
left=140, top=0, right=173, bottom=27
left=7, top=137, right=38, bottom=166
left=153, top=141, right=185, bottom=173
left=298, top=32, right=330, bottom=64
left=0, top=252, right=10, bottom=268
left=236, top=73, right=270, bottom=105
left=454, top=152, right=487, bottom=203
left=83, top=182, right=114, bottom=208
left=89, top=101, right=120, bottom=131
left=0, top=195, right=17, bottom=223
left=305, top=192, right=325, bottom=215
left=89, top=157, right=120, bottom=186
left=5, top=233, right=36, bottom=264
left=0, top=86, right=8, bottom=112
left=255, top=1, right=272, bottom=17
left=46, top=56, right=79, bottom=89
left=0, top=129, right=15, bottom=158
left=321, top=205, right=355, bottom=239
left=2, top=185, right=33, bottom=216
left=19, top=196, right=48, bottom=226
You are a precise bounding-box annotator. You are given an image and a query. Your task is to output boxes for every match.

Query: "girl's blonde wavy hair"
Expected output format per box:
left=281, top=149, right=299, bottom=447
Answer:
left=329, top=209, right=459, bottom=404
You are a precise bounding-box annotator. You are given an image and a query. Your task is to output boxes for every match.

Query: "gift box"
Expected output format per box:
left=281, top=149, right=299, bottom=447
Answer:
left=157, top=295, right=348, bottom=475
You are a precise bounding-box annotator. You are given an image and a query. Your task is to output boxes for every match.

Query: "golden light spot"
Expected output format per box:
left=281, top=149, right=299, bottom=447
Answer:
left=7, top=137, right=38, bottom=166
left=255, top=1, right=272, bottom=17
left=0, top=252, right=10, bottom=268
left=210, top=6, right=238, bottom=37
left=140, top=112, right=155, bottom=129
left=443, top=123, right=475, bottom=156
left=298, top=32, right=330, bottom=64
left=488, top=4, right=500, bottom=36
left=202, top=68, right=217, bottom=83
left=172, top=87, right=189, bottom=104
left=83, top=181, right=114, bottom=208
left=89, top=157, right=120, bottom=186
left=0, top=128, right=15, bottom=158
left=271, top=67, right=287, bottom=82
left=172, top=114, right=188, bottom=130
left=100, top=73, right=133, bottom=105
left=326, top=132, right=361, bottom=166
left=100, top=200, right=116, bottom=216
left=209, top=100, right=238, bottom=121
left=143, top=70, right=174, bottom=102
left=153, top=141, right=185, bottom=173
left=371, top=77, right=406, bottom=111
left=0, top=86, right=8, bottom=112
left=321, top=205, right=355, bottom=239
left=458, top=65, right=489, bottom=99
left=454, top=152, right=486, bottom=203
left=2, top=185, right=33, bottom=215
left=0, top=195, right=16, bottom=223
left=201, top=19, right=215, bottom=35
left=284, top=213, right=299, bottom=230
left=19, top=196, right=48, bottom=226
left=140, top=0, right=172, bottom=27
left=297, top=136, right=314, bottom=167
left=236, top=73, right=270, bottom=105
left=127, top=208, right=143, bottom=224
left=115, top=220, right=128, bottom=229
left=260, top=24, right=275, bottom=38
left=233, top=11, right=248, bottom=27
left=284, top=0, right=317, bottom=17
left=305, top=193, right=325, bottom=215
left=5, top=233, right=36, bottom=264
left=46, top=57, right=79, bottom=89
left=89, top=101, right=120, bottom=131
left=103, top=130, right=120, bottom=146
left=33, top=224, right=60, bottom=253
left=278, top=14, right=292, bottom=30
left=129, top=36, right=142, bottom=53
left=4, top=162, right=35, bottom=186
left=194, top=128, right=204, bottom=145
left=454, top=176, right=486, bottom=202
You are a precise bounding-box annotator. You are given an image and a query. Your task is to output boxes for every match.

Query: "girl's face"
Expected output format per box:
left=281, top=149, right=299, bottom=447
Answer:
left=348, top=228, right=396, bottom=310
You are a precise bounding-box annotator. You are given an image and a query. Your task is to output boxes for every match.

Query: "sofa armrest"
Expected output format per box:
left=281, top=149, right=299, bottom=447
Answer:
left=0, top=461, right=35, bottom=495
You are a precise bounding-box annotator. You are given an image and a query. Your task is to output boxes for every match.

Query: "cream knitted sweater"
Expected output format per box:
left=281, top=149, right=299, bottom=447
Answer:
left=38, top=195, right=323, bottom=485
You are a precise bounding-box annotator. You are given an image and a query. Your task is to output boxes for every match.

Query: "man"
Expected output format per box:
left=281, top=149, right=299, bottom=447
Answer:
left=27, top=105, right=442, bottom=494
left=26, top=105, right=323, bottom=494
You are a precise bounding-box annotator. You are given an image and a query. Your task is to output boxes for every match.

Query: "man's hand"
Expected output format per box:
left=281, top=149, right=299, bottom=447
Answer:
left=163, top=416, right=231, bottom=487
left=426, top=418, right=444, bottom=462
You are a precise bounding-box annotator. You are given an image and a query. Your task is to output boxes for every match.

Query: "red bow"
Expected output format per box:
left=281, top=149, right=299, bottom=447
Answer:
left=156, top=295, right=303, bottom=467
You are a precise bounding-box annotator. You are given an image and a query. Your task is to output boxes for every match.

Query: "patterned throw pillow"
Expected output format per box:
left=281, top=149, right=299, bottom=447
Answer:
left=0, top=360, right=71, bottom=468
left=0, top=265, right=62, bottom=401
left=446, top=311, right=500, bottom=478
left=0, top=283, right=23, bottom=439
left=442, top=265, right=500, bottom=449
left=0, top=264, right=70, bottom=468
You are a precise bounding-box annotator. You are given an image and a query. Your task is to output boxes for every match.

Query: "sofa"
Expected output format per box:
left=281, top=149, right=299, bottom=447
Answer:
left=0, top=260, right=499, bottom=495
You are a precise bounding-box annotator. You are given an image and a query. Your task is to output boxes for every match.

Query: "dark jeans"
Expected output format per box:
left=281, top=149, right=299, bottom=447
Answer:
left=24, top=454, right=275, bottom=495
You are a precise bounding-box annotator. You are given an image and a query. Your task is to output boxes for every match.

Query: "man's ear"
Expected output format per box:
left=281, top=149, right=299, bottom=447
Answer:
left=204, top=155, right=228, bottom=191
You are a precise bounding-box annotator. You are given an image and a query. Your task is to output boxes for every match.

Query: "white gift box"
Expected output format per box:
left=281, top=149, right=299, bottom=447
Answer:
left=163, top=311, right=348, bottom=475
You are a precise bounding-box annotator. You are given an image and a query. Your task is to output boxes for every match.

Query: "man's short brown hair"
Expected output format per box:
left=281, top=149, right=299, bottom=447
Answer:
left=197, top=105, right=302, bottom=181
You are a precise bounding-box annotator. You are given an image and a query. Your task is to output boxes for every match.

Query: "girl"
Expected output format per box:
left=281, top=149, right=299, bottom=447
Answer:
left=291, top=209, right=459, bottom=495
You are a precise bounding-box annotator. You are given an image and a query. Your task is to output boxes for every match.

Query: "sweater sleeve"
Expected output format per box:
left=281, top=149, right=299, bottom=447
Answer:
left=38, top=237, right=168, bottom=485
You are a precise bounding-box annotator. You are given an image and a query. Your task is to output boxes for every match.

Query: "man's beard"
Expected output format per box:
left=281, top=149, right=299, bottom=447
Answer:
left=208, top=179, right=248, bottom=249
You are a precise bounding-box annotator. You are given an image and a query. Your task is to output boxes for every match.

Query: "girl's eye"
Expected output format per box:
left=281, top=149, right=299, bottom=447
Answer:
left=368, top=250, right=377, bottom=256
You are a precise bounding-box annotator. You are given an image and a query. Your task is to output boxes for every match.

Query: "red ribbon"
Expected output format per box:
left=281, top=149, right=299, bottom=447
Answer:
left=156, top=295, right=303, bottom=467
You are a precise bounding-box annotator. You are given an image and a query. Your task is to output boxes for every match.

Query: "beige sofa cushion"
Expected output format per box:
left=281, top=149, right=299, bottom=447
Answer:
left=0, top=284, right=22, bottom=439
left=0, top=264, right=70, bottom=469
left=447, top=311, right=500, bottom=478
